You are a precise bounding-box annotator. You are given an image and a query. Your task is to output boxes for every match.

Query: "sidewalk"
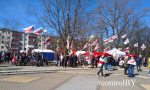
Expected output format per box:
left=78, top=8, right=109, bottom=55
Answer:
left=0, top=64, right=91, bottom=75
left=56, top=75, right=98, bottom=90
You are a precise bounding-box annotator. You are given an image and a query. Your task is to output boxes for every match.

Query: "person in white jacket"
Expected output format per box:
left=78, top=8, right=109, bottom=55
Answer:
left=127, top=56, right=136, bottom=77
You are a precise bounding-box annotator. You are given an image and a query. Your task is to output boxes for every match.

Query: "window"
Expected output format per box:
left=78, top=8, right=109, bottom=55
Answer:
left=1, top=41, right=4, bottom=43
left=7, top=37, right=10, bottom=39
left=1, top=46, right=4, bottom=49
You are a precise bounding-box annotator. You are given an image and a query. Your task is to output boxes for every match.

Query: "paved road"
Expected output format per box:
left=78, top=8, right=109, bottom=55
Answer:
left=0, top=64, right=150, bottom=90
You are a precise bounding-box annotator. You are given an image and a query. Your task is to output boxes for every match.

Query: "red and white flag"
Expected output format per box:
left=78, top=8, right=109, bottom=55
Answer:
left=104, top=39, right=109, bottom=44
left=82, top=43, right=89, bottom=50
left=104, top=35, right=118, bottom=44
left=23, top=25, right=35, bottom=33
left=104, top=47, right=110, bottom=52
left=44, top=37, right=51, bottom=46
left=111, top=34, right=118, bottom=40
left=33, top=27, right=43, bottom=35
left=98, top=57, right=104, bottom=67
left=94, top=43, right=99, bottom=50
left=141, top=43, right=146, bottom=50
left=127, top=59, right=136, bottom=65
left=123, top=47, right=129, bottom=53
left=124, top=38, right=129, bottom=44
left=91, top=39, right=98, bottom=46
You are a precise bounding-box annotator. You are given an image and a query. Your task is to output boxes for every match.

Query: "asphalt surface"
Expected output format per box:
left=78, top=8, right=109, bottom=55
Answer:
left=0, top=63, right=150, bottom=90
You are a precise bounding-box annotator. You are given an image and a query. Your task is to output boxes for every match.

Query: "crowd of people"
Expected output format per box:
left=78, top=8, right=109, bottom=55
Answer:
left=97, top=54, right=148, bottom=78
left=0, top=51, right=48, bottom=66
left=0, top=50, right=149, bottom=78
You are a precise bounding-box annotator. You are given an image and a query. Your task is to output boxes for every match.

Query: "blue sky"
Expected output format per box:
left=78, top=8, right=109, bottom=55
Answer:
left=0, top=0, right=150, bottom=33
left=0, top=0, right=41, bottom=31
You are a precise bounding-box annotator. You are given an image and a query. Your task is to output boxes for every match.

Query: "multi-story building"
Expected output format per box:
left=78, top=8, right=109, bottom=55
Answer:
left=0, top=28, right=12, bottom=52
left=0, top=28, right=51, bottom=53
left=25, top=33, right=38, bottom=50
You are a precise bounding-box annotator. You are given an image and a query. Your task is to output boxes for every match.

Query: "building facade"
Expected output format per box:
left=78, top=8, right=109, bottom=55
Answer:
left=0, top=28, right=50, bottom=53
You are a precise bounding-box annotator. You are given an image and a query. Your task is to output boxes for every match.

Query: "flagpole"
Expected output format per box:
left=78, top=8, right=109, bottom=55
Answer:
left=41, top=34, right=43, bottom=59
left=23, top=33, right=25, bottom=51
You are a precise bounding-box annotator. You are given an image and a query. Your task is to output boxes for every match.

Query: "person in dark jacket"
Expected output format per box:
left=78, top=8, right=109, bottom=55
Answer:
left=136, top=55, right=142, bottom=72
left=124, top=56, right=129, bottom=75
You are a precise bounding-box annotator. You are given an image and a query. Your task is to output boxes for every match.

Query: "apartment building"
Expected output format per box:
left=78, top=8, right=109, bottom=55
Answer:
left=0, top=28, right=50, bottom=53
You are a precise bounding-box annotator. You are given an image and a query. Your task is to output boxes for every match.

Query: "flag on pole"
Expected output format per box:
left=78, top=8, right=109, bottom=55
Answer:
left=123, top=47, right=129, bottom=53
left=91, top=39, right=98, bottom=46
left=66, top=36, right=70, bottom=49
left=109, top=34, right=118, bottom=42
left=141, top=43, right=146, bottom=50
left=111, top=34, right=118, bottom=39
left=104, top=47, right=110, bottom=52
left=44, top=37, right=51, bottom=46
left=104, top=34, right=118, bottom=44
left=124, top=38, right=129, bottom=44
left=98, top=57, right=104, bottom=67
left=121, top=34, right=127, bottom=38
left=94, top=43, right=99, bottom=50
left=104, top=39, right=109, bottom=44
left=33, top=27, right=43, bottom=35
left=134, top=43, right=138, bottom=47
left=82, top=43, right=89, bottom=50
left=23, top=25, right=35, bottom=33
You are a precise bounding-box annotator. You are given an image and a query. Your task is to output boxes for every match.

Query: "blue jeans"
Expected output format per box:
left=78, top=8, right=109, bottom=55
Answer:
left=128, top=64, right=135, bottom=77
left=104, top=63, right=108, bottom=70
left=107, top=64, right=112, bottom=71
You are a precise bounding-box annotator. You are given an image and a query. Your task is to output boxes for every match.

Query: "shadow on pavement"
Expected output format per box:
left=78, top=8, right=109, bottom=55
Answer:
left=105, top=73, right=113, bottom=77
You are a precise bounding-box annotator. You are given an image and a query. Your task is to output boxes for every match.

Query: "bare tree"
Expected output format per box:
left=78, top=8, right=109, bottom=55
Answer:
left=30, top=0, right=91, bottom=54
left=95, top=0, right=149, bottom=48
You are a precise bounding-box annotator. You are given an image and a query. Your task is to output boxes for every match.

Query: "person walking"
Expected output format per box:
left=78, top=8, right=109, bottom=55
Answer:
left=124, top=56, right=129, bottom=75
left=11, top=54, right=17, bottom=65
left=136, top=55, right=142, bottom=72
left=97, top=56, right=105, bottom=77
left=127, top=56, right=136, bottom=77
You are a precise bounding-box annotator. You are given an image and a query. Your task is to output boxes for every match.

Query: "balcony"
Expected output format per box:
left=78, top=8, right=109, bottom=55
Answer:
left=12, top=33, right=20, bottom=36
left=12, top=38, right=20, bottom=41
left=29, top=36, right=36, bottom=38
left=11, top=44, right=19, bottom=47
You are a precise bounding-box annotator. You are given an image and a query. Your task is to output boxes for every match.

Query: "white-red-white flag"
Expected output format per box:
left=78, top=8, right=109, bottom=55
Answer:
left=134, top=43, right=138, bottom=47
left=33, top=27, right=43, bottom=35
left=141, top=43, right=146, bottom=50
left=98, top=57, right=104, bottom=67
left=23, top=25, right=35, bottom=33
left=127, top=59, right=136, bottom=65
left=104, top=35, right=118, bottom=44
left=91, top=39, right=98, bottom=46
left=123, top=47, right=129, bottom=53
left=124, top=38, right=129, bottom=44
left=111, top=34, right=118, bottom=39
left=94, top=43, right=99, bottom=50
left=44, top=37, right=51, bottom=46
left=104, top=47, right=110, bottom=52
left=82, top=43, right=89, bottom=50
left=121, top=34, right=127, bottom=38
left=104, top=39, right=109, bottom=44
